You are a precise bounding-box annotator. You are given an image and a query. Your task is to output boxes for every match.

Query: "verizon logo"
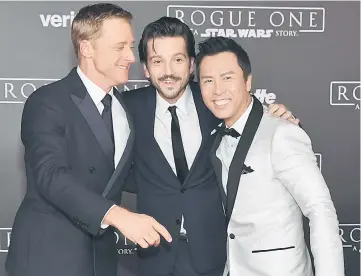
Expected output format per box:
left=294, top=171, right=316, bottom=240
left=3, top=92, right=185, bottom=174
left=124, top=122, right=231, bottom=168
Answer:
left=39, top=11, right=76, bottom=28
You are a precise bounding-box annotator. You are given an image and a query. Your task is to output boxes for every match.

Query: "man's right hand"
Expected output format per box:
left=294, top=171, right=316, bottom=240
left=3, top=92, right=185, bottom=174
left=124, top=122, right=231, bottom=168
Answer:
left=103, top=206, right=172, bottom=248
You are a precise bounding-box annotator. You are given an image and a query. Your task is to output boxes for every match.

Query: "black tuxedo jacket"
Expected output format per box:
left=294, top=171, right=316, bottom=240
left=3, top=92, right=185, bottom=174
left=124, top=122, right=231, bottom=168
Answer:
left=6, top=68, right=134, bottom=276
left=122, top=81, right=227, bottom=276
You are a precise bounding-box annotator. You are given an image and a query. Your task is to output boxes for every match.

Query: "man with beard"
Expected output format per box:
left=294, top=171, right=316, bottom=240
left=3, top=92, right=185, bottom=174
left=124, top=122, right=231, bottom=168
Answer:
left=122, top=17, right=299, bottom=276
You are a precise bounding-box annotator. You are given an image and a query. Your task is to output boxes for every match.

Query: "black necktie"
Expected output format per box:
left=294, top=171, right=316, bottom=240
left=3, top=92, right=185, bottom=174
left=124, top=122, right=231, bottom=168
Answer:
left=101, top=94, right=115, bottom=168
left=168, top=106, right=189, bottom=184
left=217, top=125, right=241, bottom=138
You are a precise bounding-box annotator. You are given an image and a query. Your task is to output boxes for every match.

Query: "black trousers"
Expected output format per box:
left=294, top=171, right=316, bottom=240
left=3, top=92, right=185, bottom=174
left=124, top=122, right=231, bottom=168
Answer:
left=167, top=237, right=224, bottom=276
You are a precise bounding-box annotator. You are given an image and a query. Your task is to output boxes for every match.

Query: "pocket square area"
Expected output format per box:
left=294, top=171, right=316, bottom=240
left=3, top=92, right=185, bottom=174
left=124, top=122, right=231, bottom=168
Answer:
left=241, top=164, right=254, bottom=174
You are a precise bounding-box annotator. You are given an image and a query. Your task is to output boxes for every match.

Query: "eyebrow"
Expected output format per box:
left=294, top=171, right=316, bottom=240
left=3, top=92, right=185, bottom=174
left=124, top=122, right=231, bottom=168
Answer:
left=220, top=71, right=236, bottom=77
left=149, top=53, right=187, bottom=60
left=114, top=41, right=134, bottom=46
left=200, top=71, right=236, bottom=79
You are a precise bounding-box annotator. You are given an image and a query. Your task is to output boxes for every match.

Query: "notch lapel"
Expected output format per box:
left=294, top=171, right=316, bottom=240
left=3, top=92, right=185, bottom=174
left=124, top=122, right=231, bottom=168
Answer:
left=225, top=96, right=263, bottom=225
left=181, top=82, right=220, bottom=187
left=145, top=86, right=181, bottom=184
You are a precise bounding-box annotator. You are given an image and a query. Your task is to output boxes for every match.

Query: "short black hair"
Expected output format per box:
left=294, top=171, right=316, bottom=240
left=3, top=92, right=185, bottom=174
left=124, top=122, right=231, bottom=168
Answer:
left=138, top=16, right=196, bottom=64
left=196, top=37, right=251, bottom=80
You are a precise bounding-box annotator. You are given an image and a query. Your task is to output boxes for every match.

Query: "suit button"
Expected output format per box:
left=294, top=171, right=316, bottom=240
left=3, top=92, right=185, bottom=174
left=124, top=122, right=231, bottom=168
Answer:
left=229, top=233, right=235, bottom=239
left=176, top=219, right=181, bottom=225
left=89, top=167, right=95, bottom=173
left=180, top=188, right=186, bottom=193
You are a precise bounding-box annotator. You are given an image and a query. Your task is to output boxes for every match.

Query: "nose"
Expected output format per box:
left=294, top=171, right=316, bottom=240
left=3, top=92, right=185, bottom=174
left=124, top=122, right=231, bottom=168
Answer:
left=163, top=62, right=174, bottom=76
left=213, top=81, right=225, bottom=96
left=125, top=46, right=136, bottom=64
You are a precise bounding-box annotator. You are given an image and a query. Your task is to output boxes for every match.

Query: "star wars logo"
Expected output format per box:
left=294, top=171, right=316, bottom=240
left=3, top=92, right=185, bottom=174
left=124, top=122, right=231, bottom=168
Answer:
left=0, top=228, right=12, bottom=252
left=0, top=78, right=149, bottom=104
left=329, top=81, right=360, bottom=110
left=167, top=5, right=325, bottom=38
left=114, top=231, right=137, bottom=255
left=339, top=224, right=360, bottom=253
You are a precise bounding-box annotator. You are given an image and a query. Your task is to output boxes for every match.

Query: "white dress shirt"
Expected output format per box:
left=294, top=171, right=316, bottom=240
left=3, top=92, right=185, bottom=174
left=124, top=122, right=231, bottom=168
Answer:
left=216, top=98, right=254, bottom=193
left=154, top=85, right=202, bottom=234
left=76, top=66, right=130, bottom=228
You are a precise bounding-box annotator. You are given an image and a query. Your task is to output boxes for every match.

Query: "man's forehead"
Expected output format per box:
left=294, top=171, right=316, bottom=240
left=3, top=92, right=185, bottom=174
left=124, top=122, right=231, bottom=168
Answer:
left=147, top=37, right=187, bottom=53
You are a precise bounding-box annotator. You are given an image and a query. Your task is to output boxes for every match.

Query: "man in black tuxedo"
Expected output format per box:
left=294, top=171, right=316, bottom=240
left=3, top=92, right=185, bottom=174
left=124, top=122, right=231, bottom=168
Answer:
left=5, top=4, right=171, bottom=276
left=122, top=16, right=298, bottom=276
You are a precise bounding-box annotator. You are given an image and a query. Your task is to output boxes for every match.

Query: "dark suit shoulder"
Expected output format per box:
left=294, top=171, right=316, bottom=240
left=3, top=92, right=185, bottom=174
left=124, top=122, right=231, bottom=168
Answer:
left=122, top=85, right=152, bottom=102
left=122, top=85, right=155, bottom=114
left=26, top=76, right=69, bottom=105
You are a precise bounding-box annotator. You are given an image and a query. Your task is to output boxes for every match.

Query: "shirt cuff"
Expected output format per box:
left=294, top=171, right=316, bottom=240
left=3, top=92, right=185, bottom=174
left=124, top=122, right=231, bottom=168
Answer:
left=100, top=204, right=116, bottom=229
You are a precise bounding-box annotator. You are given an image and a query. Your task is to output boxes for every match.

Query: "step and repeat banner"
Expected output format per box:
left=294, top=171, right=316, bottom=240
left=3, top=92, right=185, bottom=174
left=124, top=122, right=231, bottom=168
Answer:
left=0, top=1, right=359, bottom=276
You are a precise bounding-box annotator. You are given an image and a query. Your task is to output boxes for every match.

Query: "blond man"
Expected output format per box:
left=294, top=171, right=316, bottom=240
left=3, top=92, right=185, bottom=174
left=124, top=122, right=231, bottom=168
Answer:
left=6, top=4, right=171, bottom=276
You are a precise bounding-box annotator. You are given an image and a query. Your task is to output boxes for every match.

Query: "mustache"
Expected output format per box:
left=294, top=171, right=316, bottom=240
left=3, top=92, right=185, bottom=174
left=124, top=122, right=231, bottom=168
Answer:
left=158, top=75, right=181, bottom=82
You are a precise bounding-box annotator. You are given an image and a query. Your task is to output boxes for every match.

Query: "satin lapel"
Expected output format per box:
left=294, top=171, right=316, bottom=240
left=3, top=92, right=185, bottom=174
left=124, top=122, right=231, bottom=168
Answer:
left=69, top=69, right=114, bottom=167
left=225, top=96, right=264, bottom=225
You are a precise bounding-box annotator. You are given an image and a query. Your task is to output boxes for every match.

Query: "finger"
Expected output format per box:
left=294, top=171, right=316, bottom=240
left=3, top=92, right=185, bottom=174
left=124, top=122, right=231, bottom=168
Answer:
left=152, top=220, right=172, bottom=242
left=154, top=238, right=160, bottom=247
left=291, top=118, right=300, bottom=125
left=281, top=111, right=293, bottom=119
left=143, top=234, right=156, bottom=246
left=148, top=231, right=160, bottom=246
left=273, top=108, right=287, bottom=118
left=136, top=238, right=149, bottom=248
left=267, top=104, right=280, bottom=114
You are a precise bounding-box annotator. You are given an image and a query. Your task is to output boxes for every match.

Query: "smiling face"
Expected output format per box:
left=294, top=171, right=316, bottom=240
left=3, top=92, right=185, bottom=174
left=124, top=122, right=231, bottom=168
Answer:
left=199, top=51, right=252, bottom=127
left=79, top=18, right=136, bottom=91
left=143, top=36, right=194, bottom=103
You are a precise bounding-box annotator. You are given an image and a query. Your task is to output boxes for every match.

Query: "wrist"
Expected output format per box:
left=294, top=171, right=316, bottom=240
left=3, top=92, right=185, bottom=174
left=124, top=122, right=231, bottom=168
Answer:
left=103, top=206, right=129, bottom=227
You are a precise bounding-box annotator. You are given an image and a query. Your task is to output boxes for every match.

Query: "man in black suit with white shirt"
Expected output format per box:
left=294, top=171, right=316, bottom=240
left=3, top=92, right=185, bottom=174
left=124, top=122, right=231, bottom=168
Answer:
left=6, top=4, right=171, bottom=276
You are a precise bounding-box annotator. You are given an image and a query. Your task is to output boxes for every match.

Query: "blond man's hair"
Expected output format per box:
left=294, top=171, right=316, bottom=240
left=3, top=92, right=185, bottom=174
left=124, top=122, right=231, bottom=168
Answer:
left=71, top=3, right=132, bottom=58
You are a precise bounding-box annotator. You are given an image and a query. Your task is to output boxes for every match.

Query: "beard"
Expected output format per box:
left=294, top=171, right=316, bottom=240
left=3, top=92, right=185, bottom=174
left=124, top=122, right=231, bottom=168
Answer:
left=152, top=74, right=189, bottom=101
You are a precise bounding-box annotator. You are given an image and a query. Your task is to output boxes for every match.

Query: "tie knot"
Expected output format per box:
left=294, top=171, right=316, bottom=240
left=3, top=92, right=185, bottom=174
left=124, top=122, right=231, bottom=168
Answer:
left=217, top=125, right=240, bottom=138
left=168, top=105, right=177, bottom=116
left=102, top=94, right=112, bottom=109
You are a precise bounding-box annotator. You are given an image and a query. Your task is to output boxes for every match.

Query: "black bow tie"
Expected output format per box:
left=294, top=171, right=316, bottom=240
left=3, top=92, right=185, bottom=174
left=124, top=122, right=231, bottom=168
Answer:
left=217, top=125, right=240, bottom=138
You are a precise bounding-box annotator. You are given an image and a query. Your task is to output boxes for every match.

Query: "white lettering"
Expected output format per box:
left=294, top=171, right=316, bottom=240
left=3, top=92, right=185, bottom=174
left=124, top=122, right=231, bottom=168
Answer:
left=5, top=83, right=16, bottom=99
left=270, top=11, right=285, bottom=27
left=337, top=86, right=349, bottom=101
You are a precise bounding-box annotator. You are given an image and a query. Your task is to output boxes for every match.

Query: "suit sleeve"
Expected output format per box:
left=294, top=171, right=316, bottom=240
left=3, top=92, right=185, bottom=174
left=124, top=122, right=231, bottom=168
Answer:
left=21, top=91, right=115, bottom=236
left=270, top=121, right=345, bottom=276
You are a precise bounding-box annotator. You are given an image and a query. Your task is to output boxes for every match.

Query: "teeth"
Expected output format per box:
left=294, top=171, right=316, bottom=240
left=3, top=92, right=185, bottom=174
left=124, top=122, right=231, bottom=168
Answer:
left=118, top=65, right=128, bottom=69
left=214, top=99, right=231, bottom=106
left=163, top=80, right=174, bottom=83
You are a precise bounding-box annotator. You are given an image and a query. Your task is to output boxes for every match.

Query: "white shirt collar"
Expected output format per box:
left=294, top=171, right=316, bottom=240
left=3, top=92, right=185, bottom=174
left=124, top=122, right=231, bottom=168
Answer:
left=156, top=84, right=193, bottom=118
left=76, top=66, right=114, bottom=105
left=229, top=97, right=254, bottom=136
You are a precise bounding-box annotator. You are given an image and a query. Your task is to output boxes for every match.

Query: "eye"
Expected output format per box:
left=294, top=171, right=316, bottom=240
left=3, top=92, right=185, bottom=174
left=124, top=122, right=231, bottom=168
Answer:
left=203, top=79, right=213, bottom=84
left=224, top=75, right=232, bottom=80
left=153, top=59, right=162, bottom=64
left=175, top=57, right=183, bottom=63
